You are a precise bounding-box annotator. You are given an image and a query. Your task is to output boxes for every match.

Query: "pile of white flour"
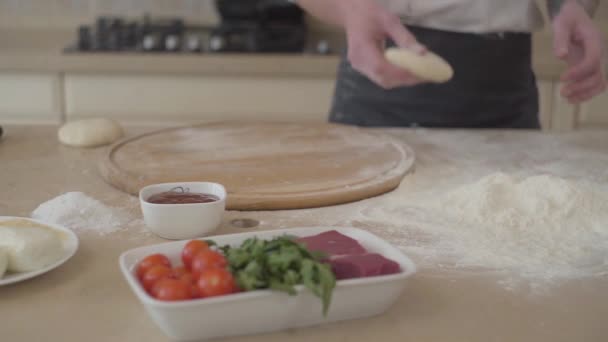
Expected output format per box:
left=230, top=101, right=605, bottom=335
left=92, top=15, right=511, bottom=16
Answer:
left=31, top=192, right=136, bottom=236
left=360, top=172, right=608, bottom=287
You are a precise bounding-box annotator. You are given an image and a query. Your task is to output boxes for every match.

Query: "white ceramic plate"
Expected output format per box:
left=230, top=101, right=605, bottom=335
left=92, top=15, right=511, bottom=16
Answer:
left=0, top=216, right=79, bottom=286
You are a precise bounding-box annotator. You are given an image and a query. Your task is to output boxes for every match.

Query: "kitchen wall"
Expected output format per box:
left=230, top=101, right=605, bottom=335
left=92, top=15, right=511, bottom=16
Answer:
left=0, top=0, right=220, bottom=28
left=0, top=1, right=606, bottom=35
left=535, top=0, right=608, bottom=31
left=0, top=0, right=340, bottom=44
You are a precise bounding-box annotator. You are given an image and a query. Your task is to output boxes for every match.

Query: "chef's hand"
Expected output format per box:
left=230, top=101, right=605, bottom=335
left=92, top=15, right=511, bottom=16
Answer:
left=553, top=1, right=607, bottom=104
left=344, top=0, right=426, bottom=89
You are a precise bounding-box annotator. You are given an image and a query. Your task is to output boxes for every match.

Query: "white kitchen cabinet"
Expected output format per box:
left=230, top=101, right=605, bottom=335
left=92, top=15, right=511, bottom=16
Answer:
left=62, top=75, right=563, bottom=130
left=576, top=90, right=608, bottom=129
left=0, top=72, right=62, bottom=124
left=537, top=80, right=554, bottom=130
left=546, top=82, right=608, bottom=131
left=549, top=82, right=578, bottom=132
left=1, top=70, right=601, bottom=132
left=64, top=74, right=336, bottom=125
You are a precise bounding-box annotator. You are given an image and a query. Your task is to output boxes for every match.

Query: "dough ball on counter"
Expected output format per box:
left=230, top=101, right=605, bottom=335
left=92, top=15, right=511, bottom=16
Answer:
left=0, top=226, right=65, bottom=273
left=0, top=248, right=7, bottom=278
left=384, top=47, right=454, bottom=83
left=58, top=118, right=124, bottom=148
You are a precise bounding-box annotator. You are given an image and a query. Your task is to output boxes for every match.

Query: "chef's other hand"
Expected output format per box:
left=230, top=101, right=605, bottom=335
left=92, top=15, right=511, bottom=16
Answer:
left=553, top=1, right=607, bottom=104
left=345, top=0, right=426, bottom=89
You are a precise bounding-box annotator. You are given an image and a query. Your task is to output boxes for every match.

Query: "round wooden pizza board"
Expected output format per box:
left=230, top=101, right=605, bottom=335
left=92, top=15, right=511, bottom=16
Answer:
left=99, top=122, right=415, bottom=210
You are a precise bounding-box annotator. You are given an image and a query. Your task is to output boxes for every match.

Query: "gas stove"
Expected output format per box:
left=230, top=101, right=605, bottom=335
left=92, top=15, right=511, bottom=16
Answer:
left=64, top=0, right=332, bottom=55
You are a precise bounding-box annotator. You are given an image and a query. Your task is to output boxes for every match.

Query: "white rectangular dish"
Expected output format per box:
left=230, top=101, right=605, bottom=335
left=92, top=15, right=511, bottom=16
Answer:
left=119, top=226, right=417, bottom=341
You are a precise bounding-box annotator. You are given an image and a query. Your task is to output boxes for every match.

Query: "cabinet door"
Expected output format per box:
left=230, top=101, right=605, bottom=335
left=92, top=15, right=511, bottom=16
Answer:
left=0, top=73, right=62, bottom=124
left=548, top=83, right=608, bottom=131
left=537, top=80, right=554, bottom=130
left=549, top=82, right=578, bottom=132
left=576, top=90, right=608, bottom=129
left=64, top=74, right=336, bottom=125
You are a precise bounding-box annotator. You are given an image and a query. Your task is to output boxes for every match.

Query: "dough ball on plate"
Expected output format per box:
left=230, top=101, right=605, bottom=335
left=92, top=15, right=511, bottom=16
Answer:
left=0, top=226, right=65, bottom=273
left=58, top=118, right=124, bottom=148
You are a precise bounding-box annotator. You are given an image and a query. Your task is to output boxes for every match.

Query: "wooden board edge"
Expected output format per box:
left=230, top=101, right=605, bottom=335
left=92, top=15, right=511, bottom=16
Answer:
left=97, top=123, right=416, bottom=210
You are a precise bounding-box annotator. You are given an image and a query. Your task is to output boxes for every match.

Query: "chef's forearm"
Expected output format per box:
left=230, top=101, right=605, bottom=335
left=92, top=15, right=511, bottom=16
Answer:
left=290, top=0, right=354, bottom=27
left=547, top=0, right=600, bottom=18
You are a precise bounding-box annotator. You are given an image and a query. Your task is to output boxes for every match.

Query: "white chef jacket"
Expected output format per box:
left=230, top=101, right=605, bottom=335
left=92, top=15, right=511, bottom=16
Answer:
left=378, top=0, right=545, bottom=33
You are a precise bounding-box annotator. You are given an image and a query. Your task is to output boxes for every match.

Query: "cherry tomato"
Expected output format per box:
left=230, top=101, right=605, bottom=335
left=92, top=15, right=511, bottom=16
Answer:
left=181, top=240, right=210, bottom=270
left=141, top=264, right=172, bottom=292
left=196, top=268, right=236, bottom=298
left=172, top=267, right=195, bottom=286
left=189, top=284, right=201, bottom=299
left=152, top=278, right=192, bottom=301
left=171, top=266, right=199, bottom=298
left=136, top=254, right=171, bottom=280
left=172, top=266, right=189, bottom=278
left=190, top=250, right=227, bottom=277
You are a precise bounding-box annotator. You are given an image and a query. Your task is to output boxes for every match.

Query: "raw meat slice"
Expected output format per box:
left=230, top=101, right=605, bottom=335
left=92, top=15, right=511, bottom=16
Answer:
left=297, top=230, right=367, bottom=256
left=329, top=253, right=401, bottom=280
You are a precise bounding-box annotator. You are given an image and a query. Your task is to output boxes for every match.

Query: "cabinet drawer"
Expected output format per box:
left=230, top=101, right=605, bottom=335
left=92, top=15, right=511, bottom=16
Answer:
left=65, top=74, right=335, bottom=124
left=0, top=73, right=61, bottom=123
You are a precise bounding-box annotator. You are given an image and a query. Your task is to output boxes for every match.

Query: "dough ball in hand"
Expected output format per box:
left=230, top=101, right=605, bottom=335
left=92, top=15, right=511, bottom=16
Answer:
left=58, top=118, right=124, bottom=148
left=0, top=226, right=65, bottom=273
left=384, top=47, right=454, bottom=83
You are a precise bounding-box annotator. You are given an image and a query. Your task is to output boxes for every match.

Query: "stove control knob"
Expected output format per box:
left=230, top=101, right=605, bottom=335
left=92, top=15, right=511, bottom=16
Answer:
left=185, top=34, right=202, bottom=52
left=142, top=34, right=158, bottom=51
left=164, top=35, right=181, bottom=52
left=316, top=40, right=331, bottom=55
left=209, top=35, right=225, bottom=52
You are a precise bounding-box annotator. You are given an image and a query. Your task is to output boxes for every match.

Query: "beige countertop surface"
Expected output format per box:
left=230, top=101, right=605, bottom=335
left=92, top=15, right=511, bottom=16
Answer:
left=1, top=124, right=607, bottom=342
left=1, top=28, right=605, bottom=80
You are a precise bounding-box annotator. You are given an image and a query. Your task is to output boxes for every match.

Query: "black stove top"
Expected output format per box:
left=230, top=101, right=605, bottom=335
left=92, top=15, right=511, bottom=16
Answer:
left=64, top=1, right=333, bottom=55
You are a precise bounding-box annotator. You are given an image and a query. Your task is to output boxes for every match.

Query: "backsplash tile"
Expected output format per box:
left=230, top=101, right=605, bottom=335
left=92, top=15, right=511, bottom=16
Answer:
left=0, top=0, right=219, bottom=28
left=54, top=0, right=92, bottom=15
left=94, top=0, right=134, bottom=15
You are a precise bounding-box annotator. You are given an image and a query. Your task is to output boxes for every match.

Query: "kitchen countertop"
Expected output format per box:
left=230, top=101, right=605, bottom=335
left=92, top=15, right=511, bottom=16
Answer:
left=1, top=124, right=607, bottom=342
left=1, top=28, right=606, bottom=79
left=0, top=29, right=339, bottom=77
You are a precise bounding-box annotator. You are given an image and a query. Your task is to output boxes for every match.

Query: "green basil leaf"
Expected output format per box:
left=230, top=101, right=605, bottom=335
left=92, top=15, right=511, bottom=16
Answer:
left=236, top=270, right=265, bottom=291
left=317, top=263, right=336, bottom=315
left=283, top=269, right=301, bottom=286
left=217, top=234, right=336, bottom=316
left=269, top=278, right=297, bottom=295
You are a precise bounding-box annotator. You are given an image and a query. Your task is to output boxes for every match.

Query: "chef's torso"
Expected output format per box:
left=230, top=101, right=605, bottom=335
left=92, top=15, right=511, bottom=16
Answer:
left=378, top=0, right=545, bottom=33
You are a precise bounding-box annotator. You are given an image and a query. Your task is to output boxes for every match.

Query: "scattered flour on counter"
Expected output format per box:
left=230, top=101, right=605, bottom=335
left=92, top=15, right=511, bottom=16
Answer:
left=223, top=170, right=608, bottom=290
left=358, top=172, right=608, bottom=288
left=31, top=192, right=135, bottom=236
left=239, top=131, right=608, bottom=290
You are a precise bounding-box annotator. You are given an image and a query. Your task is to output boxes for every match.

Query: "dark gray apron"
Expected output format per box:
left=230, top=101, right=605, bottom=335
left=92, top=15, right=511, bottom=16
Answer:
left=329, top=25, right=540, bottom=129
